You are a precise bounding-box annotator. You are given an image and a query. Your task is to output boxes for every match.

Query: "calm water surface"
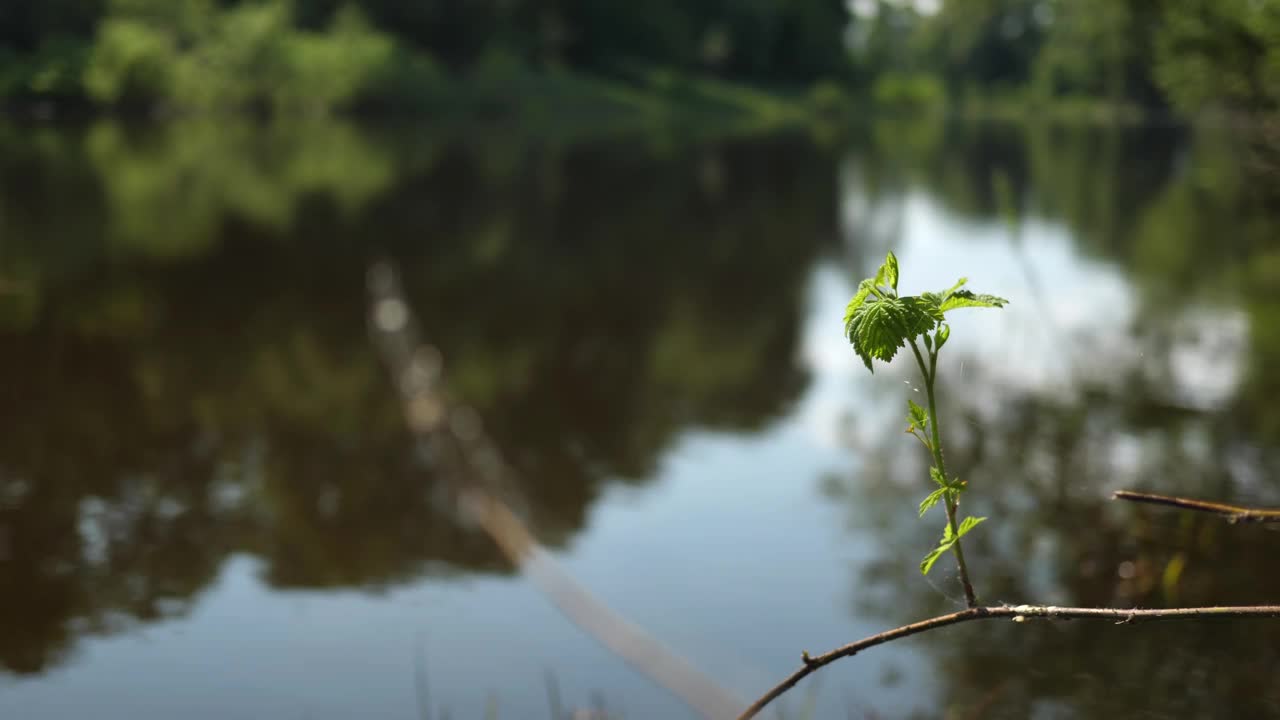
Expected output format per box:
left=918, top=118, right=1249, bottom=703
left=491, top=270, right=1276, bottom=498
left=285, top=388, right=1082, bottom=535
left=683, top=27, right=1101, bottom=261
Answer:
left=2, top=117, right=1279, bottom=719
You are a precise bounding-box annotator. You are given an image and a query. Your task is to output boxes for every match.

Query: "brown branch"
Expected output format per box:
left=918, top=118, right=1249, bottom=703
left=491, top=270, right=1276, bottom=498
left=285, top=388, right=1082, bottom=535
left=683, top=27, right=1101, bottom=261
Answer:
left=738, top=604, right=1280, bottom=720
left=1112, top=490, right=1280, bottom=524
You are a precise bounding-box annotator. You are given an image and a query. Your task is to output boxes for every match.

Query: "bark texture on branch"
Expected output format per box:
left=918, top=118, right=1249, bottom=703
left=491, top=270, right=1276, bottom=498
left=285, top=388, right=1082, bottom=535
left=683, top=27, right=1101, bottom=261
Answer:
left=739, top=604, right=1280, bottom=720
left=1113, top=490, right=1280, bottom=523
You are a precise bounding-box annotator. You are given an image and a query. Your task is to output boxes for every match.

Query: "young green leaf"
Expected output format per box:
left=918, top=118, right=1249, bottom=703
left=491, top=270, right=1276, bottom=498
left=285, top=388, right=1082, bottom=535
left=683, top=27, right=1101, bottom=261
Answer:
left=956, top=515, right=987, bottom=538
left=917, top=292, right=949, bottom=321
left=940, top=277, right=968, bottom=299
left=939, top=290, right=1009, bottom=313
left=905, top=295, right=944, bottom=323
left=844, top=296, right=936, bottom=372
left=918, top=487, right=947, bottom=517
left=920, top=540, right=953, bottom=575
left=935, top=324, right=950, bottom=349
left=842, top=279, right=876, bottom=331
left=907, top=399, right=929, bottom=430
left=884, top=251, right=899, bottom=291
left=929, top=466, right=947, bottom=487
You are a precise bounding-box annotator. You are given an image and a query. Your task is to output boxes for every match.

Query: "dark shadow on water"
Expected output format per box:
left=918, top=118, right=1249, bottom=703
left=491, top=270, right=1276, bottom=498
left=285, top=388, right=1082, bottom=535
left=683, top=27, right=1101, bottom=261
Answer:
left=0, top=119, right=837, bottom=675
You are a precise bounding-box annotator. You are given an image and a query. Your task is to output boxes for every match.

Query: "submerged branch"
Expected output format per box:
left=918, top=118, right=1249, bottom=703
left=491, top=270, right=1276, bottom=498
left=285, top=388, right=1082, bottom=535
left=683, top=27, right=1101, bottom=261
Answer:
left=367, top=261, right=744, bottom=720
left=1112, top=490, right=1280, bottom=524
left=739, top=604, right=1280, bottom=720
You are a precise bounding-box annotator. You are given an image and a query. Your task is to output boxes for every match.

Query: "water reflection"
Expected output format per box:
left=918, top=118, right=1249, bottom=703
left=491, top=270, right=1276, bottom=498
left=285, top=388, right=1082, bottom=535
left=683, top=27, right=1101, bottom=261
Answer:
left=2, top=113, right=1279, bottom=718
left=0, top=119, right=835, bottom=677
left=828, top=117, right=1280, bottom=717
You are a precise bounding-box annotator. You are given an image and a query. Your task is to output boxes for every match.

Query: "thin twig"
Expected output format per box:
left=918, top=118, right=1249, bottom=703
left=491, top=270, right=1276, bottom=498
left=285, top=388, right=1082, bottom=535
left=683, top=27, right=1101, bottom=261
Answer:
left=1112, top=490, right=1280, bottom=524
left=738, top=604, right=1280, bottom=720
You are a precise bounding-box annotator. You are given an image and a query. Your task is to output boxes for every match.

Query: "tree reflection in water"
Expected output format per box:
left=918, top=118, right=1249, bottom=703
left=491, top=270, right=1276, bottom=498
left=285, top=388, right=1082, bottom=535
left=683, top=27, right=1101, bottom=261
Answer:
left=826, top=116, right=1280, bottom=718
left=3, top=113, right=1279, bottom=719
left=0, top=120, right=836, bottom=676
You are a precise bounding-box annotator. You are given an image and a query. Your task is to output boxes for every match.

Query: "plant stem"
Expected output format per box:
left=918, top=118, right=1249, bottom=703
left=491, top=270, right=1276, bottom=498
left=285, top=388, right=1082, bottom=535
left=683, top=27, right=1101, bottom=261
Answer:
left=909, top=339, right=978, bottom=608
left=737, top=603, right=1280, bottom=719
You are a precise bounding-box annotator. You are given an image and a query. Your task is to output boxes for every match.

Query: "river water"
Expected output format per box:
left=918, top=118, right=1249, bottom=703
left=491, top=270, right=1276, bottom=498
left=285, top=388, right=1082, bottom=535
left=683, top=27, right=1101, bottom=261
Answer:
left=1, top=117, right=1278, bottom=718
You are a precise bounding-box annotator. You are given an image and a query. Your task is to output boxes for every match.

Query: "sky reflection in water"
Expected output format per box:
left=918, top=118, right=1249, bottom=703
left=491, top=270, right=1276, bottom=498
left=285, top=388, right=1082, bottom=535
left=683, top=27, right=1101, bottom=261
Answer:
left=2, top=118, right=1279, bottom=719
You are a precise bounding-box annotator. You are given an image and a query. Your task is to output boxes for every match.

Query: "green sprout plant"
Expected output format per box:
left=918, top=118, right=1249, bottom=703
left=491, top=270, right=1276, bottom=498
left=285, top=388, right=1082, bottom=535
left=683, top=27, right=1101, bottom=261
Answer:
left=843, top=251, right=1007, bottom=607
left=373, top=256, right=1280, bottom=720
left=737, top=252, right=1279, bottom=720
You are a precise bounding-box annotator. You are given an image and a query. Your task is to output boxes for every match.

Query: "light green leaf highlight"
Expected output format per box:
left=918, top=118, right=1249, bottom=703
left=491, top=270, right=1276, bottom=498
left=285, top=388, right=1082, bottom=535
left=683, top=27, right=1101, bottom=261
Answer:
left=921, top=516, right=972, bottom=575
left=918, top=487, right=947, bottom=517
left=842, top=279, right=875, bottom=334
left=957, top=515, right=987, bottom=538
left=844, top=258, right=1005, bottom=375
left=942, top=277, right=968, bottom=297
left=920, top=544, right=949, bottom=575
left=907, top=399, right=929, bottom=430
left=939, top=290, right=1008, bottom=313
left=845, top=296, right=936, bottom=372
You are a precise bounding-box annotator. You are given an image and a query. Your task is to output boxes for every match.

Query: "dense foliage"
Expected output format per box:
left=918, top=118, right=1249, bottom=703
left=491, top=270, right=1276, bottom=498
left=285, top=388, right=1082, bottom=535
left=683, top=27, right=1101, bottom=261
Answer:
left=0, top=0, right=852, bottom=113
left=3, top=0, right=1279, bottom=117
left=855, top=0, right=1280, bottom=116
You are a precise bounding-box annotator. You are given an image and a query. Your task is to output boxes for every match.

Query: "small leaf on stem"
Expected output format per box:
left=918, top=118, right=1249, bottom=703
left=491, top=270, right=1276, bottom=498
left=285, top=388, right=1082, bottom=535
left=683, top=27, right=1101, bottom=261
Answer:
left=956, top=516, right=987, bottom=538
left=907, top=399, right=929, bottom=430
left=929, top=466, right=947, bottom=487
left=920, top=538, right=954, bottom=575
left=919, top=487, right=948, bottom=517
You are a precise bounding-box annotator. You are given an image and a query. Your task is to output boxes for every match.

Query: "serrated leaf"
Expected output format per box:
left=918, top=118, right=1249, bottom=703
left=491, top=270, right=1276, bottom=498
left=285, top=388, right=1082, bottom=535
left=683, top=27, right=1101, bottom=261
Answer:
left=884, top=251, right=899, bottom=291
left=920, top=542, right=952, bottom=575
left=919, top=291, right=944, bottom=317
left=918, top=487, right=947, bottom=517
left=936, top=324, right=950, bottom=349
left=842, top=279, right=876, bottom=336
left=906, top=295, right=944, bottom=323
left=939, top=289, right=1008, bottom=313
left=942, top=519, right=955, bottom=543
left=956, top=515, right=987, bottom=538
left=907, top=399, right=929, bottom=429
left=845, top=296, right=936, bottom=372
left=929, top=466, right=947, bottom=487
